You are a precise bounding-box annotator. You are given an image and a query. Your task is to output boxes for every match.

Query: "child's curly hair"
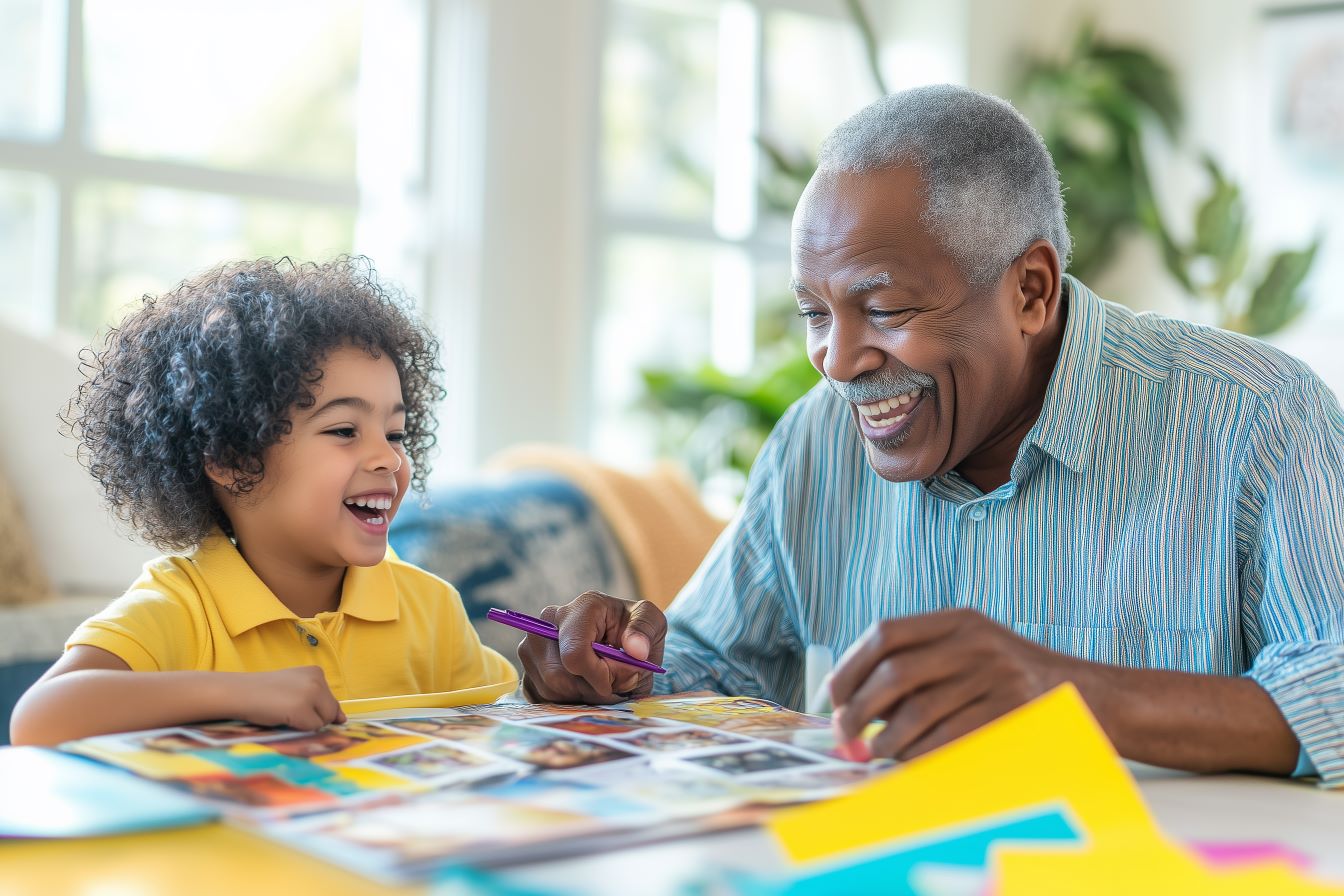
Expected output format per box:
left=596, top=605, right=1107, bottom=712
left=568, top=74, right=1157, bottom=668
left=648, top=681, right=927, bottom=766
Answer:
left=65, top=256, right=445, bottom=552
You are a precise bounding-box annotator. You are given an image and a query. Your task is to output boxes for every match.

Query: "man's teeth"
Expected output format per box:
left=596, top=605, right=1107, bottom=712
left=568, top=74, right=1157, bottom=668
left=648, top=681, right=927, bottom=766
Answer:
left=857, top=389, right=922, bottom=426
left=344, top=496, right=393, bottom=511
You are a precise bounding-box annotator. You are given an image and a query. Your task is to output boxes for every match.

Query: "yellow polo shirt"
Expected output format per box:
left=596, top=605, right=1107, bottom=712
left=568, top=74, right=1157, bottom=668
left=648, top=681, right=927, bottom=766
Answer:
left=67, top=532, right=517, bottom=700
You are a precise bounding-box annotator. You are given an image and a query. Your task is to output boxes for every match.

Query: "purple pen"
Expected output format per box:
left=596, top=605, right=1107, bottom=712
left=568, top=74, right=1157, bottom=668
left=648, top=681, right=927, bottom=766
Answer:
left=486, top=608, right=667, bottom=674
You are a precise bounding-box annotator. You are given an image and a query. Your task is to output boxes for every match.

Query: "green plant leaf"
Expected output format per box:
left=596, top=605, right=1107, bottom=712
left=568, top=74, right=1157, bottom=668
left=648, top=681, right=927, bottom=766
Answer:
left=1192, top=156, right=1246, bottom=268
left=1239, top=237, right=1321, bottom=336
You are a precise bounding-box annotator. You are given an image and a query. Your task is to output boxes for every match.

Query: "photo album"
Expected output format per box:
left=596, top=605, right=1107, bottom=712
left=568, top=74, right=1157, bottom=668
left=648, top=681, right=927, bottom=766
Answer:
left=63, top=694, right=890, bottom=883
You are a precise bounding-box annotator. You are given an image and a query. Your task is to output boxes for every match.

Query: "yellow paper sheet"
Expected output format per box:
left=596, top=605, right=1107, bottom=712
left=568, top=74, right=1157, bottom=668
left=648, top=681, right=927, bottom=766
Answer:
left=766, top=683, right=1162, bottom=863
left=339, top=678, right=518, bottom=715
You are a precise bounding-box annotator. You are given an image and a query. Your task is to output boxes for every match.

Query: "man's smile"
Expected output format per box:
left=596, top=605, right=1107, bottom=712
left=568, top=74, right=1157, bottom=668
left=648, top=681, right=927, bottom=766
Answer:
left=855, top=387, right=926, bottom=441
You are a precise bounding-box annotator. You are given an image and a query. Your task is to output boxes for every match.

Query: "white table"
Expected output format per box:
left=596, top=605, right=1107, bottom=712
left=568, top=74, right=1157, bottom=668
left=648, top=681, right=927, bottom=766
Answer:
left=500, top=766, right=1344, bottom=894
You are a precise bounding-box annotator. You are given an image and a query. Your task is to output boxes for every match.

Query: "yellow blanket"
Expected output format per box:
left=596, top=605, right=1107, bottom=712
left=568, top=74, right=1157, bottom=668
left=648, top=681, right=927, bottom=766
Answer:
left=487, top=445, right=726, bottom=610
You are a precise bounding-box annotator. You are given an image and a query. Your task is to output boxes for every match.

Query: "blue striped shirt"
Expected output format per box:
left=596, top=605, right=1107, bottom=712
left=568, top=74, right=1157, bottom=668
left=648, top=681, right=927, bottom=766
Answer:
left=658, top=276, right=1344, bottom=786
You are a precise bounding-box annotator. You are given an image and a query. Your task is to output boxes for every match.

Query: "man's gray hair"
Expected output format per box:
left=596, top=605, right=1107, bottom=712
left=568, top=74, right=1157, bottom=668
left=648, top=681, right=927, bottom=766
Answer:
left=816, top=84, right=1071, bottom=286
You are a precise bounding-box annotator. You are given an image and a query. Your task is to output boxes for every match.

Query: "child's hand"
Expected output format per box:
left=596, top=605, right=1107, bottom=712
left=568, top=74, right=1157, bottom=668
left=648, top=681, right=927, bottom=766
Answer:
left=231, top=666, right=346, bottom=730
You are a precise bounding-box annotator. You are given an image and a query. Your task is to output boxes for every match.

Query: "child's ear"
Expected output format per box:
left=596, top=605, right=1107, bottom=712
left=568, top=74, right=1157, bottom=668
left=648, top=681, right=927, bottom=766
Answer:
left=203, top=459, right=234, bottom=491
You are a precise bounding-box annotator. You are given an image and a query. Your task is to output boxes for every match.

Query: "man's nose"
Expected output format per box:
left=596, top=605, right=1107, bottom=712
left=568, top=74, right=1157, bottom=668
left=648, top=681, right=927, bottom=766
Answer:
left=819, top=317, right=885, bottom=383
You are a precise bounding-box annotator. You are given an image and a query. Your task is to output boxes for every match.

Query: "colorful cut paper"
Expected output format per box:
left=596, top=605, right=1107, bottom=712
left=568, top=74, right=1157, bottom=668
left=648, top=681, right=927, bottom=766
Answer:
left=766, top=684, right=1162, bottom=864
left=764, top=684, right=1344, bottom=894
left=726, top=805, right=1079, bottom=896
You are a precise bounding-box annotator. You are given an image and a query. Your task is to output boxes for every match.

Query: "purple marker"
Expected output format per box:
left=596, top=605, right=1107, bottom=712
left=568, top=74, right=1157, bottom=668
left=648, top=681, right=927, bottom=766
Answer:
left=486, top=608, right=667, bottom=674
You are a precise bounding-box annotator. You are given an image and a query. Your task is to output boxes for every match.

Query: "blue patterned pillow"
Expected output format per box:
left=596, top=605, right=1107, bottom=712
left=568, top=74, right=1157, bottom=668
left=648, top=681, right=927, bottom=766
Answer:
left=388, top=473, right=638, bottom=662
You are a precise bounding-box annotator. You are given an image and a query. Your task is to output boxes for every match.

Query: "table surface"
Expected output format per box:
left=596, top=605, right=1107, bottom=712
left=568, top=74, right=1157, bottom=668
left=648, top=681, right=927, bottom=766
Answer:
left=3, top=764, right=1341, bottom=896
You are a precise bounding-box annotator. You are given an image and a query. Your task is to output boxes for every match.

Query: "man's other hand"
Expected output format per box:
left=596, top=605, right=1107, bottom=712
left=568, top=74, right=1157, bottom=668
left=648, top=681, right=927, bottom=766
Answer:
left=828, top=608, right=1071, bottom=760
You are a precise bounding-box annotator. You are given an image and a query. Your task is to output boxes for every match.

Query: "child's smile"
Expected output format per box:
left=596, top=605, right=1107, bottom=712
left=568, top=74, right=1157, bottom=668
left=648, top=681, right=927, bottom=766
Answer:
left=343, top=490, right=397, bottom=533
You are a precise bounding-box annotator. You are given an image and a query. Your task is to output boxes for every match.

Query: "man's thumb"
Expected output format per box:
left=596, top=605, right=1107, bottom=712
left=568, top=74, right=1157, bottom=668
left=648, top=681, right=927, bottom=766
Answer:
left=622, top=600, right=666, bottom=663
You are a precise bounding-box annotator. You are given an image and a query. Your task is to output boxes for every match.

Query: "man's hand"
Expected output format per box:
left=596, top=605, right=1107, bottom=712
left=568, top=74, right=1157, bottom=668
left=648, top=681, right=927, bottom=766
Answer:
left=518, top=591, right=667, bottom=704
left=229, top=666, right=346, bottom=730
left=828, top=609, right=1071, bottom=760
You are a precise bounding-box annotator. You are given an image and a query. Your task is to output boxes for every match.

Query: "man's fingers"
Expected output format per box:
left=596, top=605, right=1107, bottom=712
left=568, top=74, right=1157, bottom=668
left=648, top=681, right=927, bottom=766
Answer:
left=867, top=672, right=992, bottom=759
left=891, top=696, right=1006, bottom=761
left=620, top=600, right=667, bottom=661
left=831, top=639, right=966, bottom=741
left=828, top=611, right=971, bottom=710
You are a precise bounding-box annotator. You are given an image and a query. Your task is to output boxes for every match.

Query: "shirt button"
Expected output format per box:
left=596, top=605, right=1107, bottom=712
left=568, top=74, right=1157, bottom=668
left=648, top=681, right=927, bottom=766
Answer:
left=968, top=507, right=987, bottom=521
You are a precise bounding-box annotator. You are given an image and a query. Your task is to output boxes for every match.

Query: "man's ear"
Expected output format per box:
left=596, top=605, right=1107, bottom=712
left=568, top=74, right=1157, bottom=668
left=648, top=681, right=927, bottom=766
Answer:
left=1012, top=240, right=1061, bottom=337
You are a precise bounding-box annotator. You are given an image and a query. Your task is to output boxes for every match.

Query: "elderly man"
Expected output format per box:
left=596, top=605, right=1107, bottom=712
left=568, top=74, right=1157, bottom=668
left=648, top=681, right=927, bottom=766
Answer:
left=520, top=85, right=1344, bottom=784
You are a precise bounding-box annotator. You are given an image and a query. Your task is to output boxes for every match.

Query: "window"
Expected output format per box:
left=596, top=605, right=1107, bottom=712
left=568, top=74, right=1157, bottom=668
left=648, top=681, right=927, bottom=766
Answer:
left=0, top=0, right=426, bottom=336
left=590, top=0, right=886, bottom=494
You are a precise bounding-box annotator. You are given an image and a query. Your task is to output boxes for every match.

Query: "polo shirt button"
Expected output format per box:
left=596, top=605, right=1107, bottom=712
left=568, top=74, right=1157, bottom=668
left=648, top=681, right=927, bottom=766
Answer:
left=969, top=507, right=987, bottom=521
left=307, top=635, right=319, bottom=646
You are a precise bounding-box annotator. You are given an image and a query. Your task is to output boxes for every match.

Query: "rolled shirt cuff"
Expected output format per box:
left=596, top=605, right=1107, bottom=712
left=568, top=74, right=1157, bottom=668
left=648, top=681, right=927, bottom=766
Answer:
left=1247, top=641, right=1344, bottom=788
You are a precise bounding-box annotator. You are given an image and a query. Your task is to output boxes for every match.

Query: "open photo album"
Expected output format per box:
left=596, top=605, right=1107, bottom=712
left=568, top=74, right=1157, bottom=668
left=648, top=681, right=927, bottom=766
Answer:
left=63, top=694, right=890, bottom=883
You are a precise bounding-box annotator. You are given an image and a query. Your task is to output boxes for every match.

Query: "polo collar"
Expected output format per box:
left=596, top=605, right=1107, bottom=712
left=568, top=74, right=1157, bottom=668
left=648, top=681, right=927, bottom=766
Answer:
left=1014, top=274, right=1105, bottom=477
left=190, top=532, right=399, bottom=637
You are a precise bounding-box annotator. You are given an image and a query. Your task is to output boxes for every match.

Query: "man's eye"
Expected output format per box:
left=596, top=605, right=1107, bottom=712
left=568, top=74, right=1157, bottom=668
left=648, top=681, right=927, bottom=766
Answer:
left=796, top=310, right=827, bottom=324
left=871, top=309, right=912, bottom=322
left=326, top=427, right=356, bottom=438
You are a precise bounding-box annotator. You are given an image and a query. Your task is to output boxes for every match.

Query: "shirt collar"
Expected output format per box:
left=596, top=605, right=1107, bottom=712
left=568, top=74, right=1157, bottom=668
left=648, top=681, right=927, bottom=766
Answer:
left=190, top=531, right=399, bottom=637
left=1014, top=274, right=1105, bottom=477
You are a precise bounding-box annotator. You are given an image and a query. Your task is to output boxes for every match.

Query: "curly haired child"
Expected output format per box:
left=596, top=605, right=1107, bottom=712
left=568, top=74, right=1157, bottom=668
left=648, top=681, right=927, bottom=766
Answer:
left=11, top=257, right=516, bottom=745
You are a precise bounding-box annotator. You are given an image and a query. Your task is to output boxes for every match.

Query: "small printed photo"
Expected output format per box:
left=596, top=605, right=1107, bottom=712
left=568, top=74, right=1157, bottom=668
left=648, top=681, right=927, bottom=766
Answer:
left=300, top=794, right=597, bottom=863
left=176, top=772, right=339, bottom=809
left=378, top=715, right=503, bottom=742
left=489, top=726, right=640, bottom=771
left=133, top=731, right=215, bottom=753
left=366, top=743, right=496, bottom=782
left=678, top=745, right=821, bottom=777
left=266, top=730, right=379, bottom=760
left=451, top=702, right=597, bottom=721
left=632, top=696, right=829, bottom=737
left=743, top=726, right=841, bottom=756
left=266, top=723, right=427, bottom=760
left=536, top=714, right=667, bottom=737
left=182, top=720, right=301, bottom=743
left=754, top=763, right=887, bottom=792
left=617, top=727, right=752, bottom=754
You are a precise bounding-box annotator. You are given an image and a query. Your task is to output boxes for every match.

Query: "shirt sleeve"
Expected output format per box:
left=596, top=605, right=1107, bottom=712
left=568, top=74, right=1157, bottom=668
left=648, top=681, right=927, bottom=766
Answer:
left=66, top=581, right=203, bottom=672
left=657, top=404, right=805, bottom=707
left=438, top=581, right=518, bottom=691
left=1237, top=375, right=1344, bottom=787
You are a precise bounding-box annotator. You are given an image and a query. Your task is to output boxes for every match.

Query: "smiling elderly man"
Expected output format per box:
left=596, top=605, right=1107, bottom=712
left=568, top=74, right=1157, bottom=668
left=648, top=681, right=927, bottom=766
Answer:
left=520, top=84, right=1344, bottom=784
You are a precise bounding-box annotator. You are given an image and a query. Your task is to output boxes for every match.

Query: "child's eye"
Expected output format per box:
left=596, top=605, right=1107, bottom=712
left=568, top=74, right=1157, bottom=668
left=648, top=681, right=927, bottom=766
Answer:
left=388, top=431, right=407, bottom=443
left=325, top=427, right=357, bottom=439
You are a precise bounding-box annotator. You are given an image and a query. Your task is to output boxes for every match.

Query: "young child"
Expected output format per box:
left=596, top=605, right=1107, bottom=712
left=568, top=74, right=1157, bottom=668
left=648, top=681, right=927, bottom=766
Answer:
left=10, top=257, right=516, bottom=745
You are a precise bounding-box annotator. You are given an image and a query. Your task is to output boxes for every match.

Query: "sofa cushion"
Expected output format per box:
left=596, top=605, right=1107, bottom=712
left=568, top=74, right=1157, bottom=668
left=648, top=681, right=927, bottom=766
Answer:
left=388, top=472, right=638, bottom=662
left=0, top=468, right=53, bottom=606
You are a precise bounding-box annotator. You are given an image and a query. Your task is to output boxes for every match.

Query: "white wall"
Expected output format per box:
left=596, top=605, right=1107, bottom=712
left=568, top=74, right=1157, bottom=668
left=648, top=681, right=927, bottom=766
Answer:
left=0, top=321, right=155, bottom=594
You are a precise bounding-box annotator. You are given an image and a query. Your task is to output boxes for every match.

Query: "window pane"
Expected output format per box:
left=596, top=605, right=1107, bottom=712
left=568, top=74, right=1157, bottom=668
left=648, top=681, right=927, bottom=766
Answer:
left=72, top=183, right=354, bottom=333
left=603, top=0, right=719, bottom=222
left=0, top=0, right=64, bottom=140
left=759, top=11, right=876, bottom=223
left=83, top=0, right=363, bottom=179
left=0, top=171, right=56, bottom=331
left=592, top=236, right=717, bottom=464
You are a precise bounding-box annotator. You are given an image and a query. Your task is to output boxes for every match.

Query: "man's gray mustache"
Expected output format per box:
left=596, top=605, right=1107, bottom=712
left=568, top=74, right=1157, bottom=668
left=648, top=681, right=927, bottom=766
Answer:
left=826, top=374, right=936, bottom=404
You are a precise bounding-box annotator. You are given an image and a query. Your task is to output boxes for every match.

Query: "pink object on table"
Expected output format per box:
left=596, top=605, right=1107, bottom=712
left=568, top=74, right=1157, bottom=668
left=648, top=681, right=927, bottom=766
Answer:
left=1189, top=841, right=1312, bottom=870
